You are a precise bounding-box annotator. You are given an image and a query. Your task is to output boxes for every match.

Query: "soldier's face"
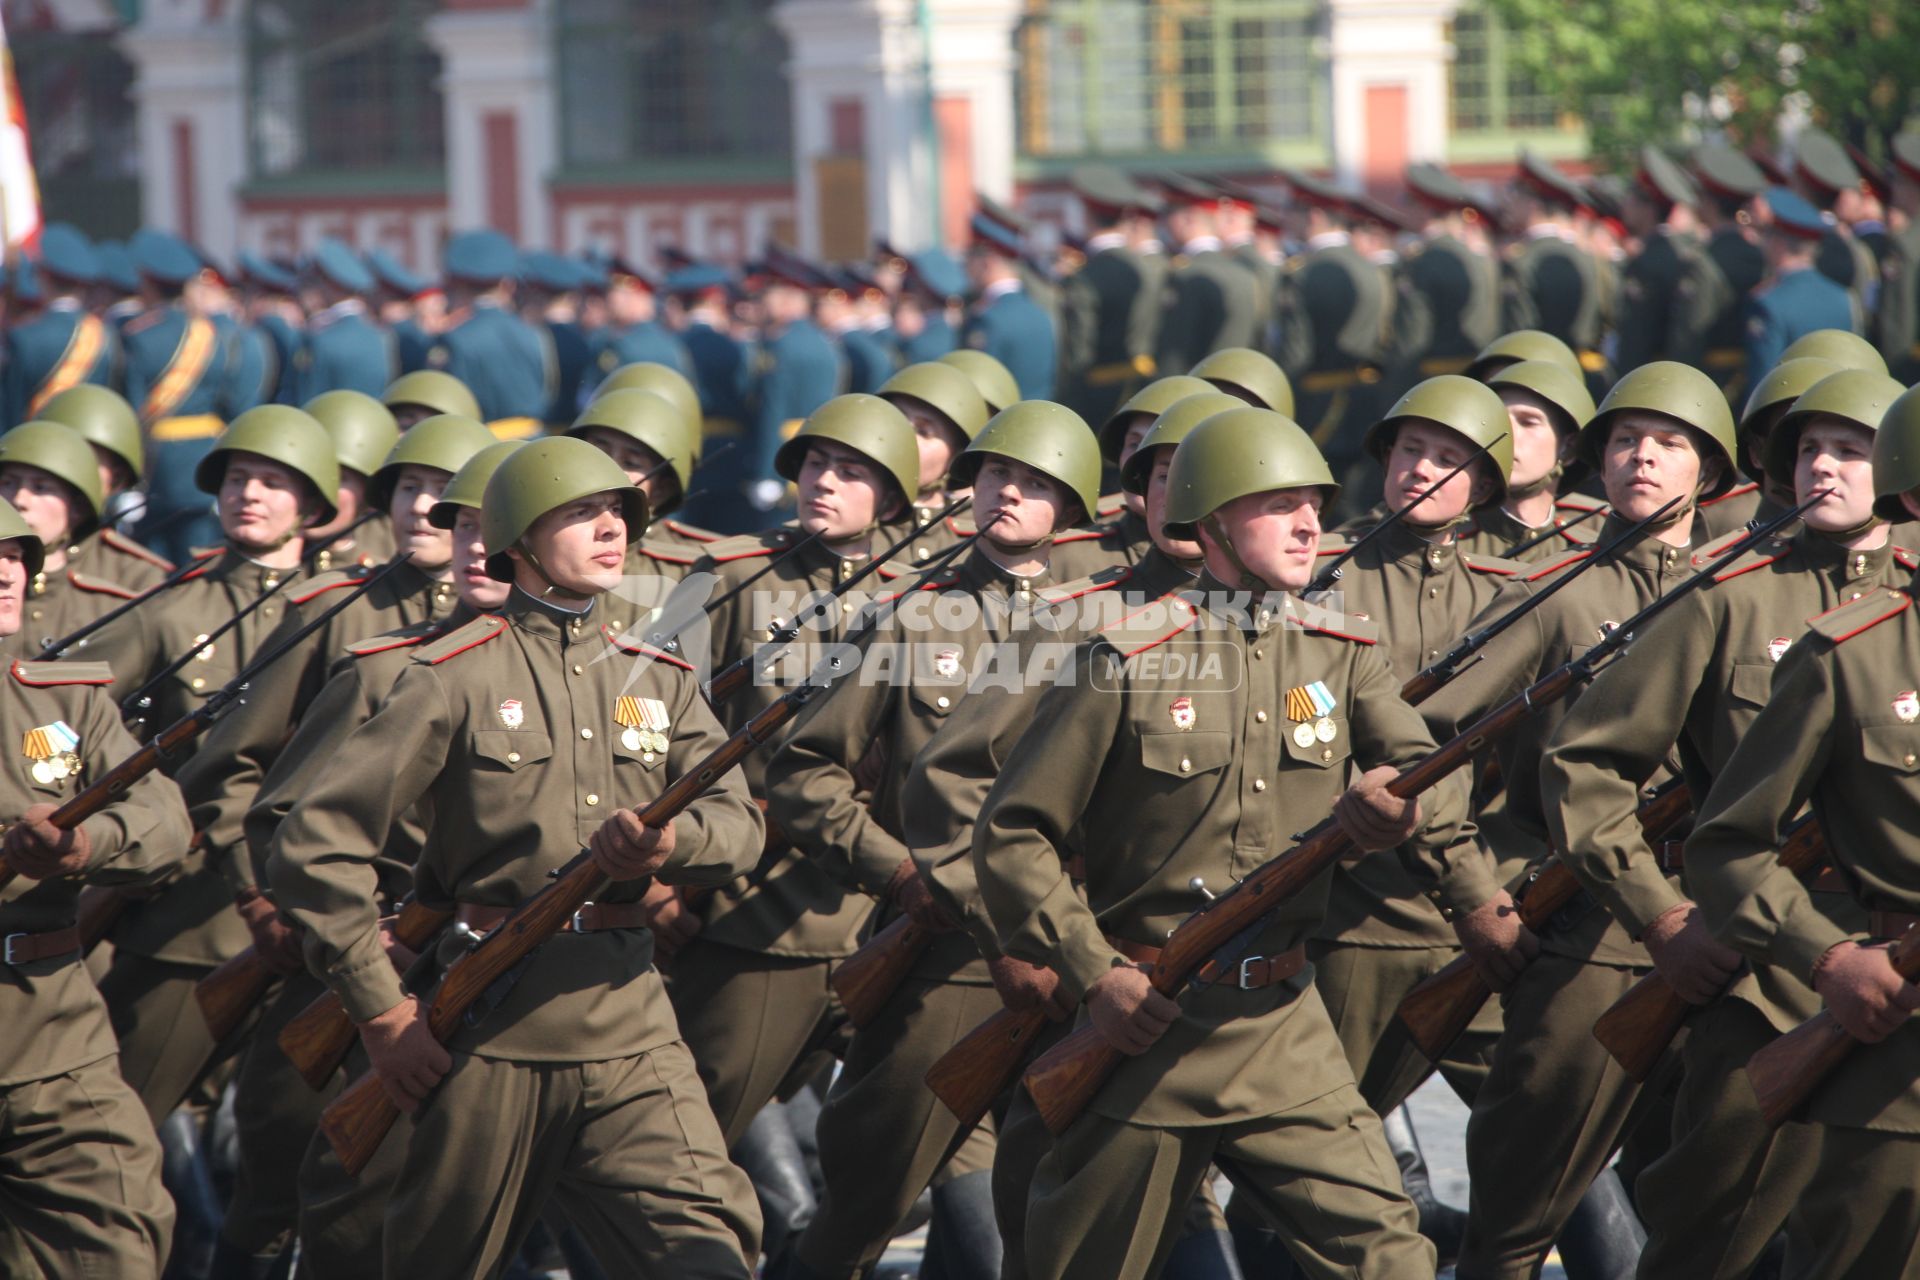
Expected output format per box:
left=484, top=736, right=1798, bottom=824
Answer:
left=1382, top=422, right=1492, bottom=525
left=391, top=404, right=436, bottom=431
left=219, top=454, right=315, bottom=551
left=389, top=464, right=454, bottom=572
left=0, top=465, right=80, bottom=546
left=0, top=539, right=25, bottom=636
left=451, top=508, right=511, bottom=610
left=579, top=428, right=675, bottom=505
left=1502, top=392, right=1568, bottom=491
left=1793, top=418, right=1878, bottom=534
left=974, top=455, right=1069, bottom=546
left=1600, top=417, right=1709, bottom=523
left=797, top=441, right=896, bottom=540
left=1202, top=487, right=1323, bottom=592
left=1146, top=450, right=1203, bottom=562
left=895, top=401, right=966, bottom=493
left=89, top=444, right=135, bottom=499
left=514, top=491, right=627, bottom=600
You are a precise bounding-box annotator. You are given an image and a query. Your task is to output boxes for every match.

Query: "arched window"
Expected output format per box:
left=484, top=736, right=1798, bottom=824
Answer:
left=246, top=0, right=445, bottom=182
left=555, top=0, right=793, bottom=176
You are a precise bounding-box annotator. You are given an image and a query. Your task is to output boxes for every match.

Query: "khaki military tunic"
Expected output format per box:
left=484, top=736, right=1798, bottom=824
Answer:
left=270, top=591, right=763, bottom=1278
left=0, top=659, right=192, bottom=1278
left=69, top=527, right=174, bottom=595
left=1686, top=579, right=1920, bottom=1279
left=0, top=564, right=140, bottom=661
left=311, top=513, right=397, bottom=573
left=975, top=579, right=1485, bottom=1280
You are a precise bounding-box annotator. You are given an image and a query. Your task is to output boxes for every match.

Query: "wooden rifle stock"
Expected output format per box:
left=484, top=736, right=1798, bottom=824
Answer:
left=830, top=913, right=933, bottom=1029
left=320, top=687, right=804, bottom=1176
left=194, top=947, right=277, bottom=1043
left=1746, top=924, right=1920, bottom=1129
left=926, top=1005, right=1052, bottom=1129
left=1396, top=779, right=1693, bottom=1062
left=279, top=897, right=454, bottom=1091
left=1593, top=812, right=1826, bottom=1081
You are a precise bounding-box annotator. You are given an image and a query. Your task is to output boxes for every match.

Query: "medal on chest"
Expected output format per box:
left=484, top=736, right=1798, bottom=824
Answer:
left=1894, top=690, right=1918, bottom=724
left=22, top=721, right=81, bottom=785
left=1286, top=681, right=1338, bottom=748
left=615, top=695, right=672, bottom=760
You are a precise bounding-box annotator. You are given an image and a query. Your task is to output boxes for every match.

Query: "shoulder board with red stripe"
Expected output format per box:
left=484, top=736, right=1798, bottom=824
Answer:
left=632, top=539, right=700, bottom=566
left=178, top=547, right=226, bottom=582
left=944, top=515, right=978, bottom=537
left=1039, top=563, right=1133, bottom=605
left=412, top=613, right=509, bottom=665
left=1807, top=588, right=1912, bottom=644
left=914, top=566, right=966, bottom=592
left=1285, top=596, right=1378, bottom=644
left=1314, top=539, right=1350, bottom=559
left=1700, top=481, right=1759, bottom=509
left=1895, top=546, right=1917, bottom=571
left=1554, top=492, right=1608, bottom=514
left=1098, top=591, right=1201, bottom=658
left=1691, top=527, right=1789, bottom=581
left=600, top=625, right=696, bottom=671
left=12, top=658, right=112, bottom=687
left=346, top=622, right=441, bottom=658
left=1095, top=491, right=1127, bottom=519
left=660, top=518, right=720, bottom=543
left=1461, top=553, right=1522, bottom=576
left=700, top=530, right=799, bottom=564
left=66, top=570, right=139, bottom=599
left=289, top=568, right=369, bottom=605
left=100, top=529, right=175, bottom=571
left=1052, top=525, right=1108, bottom=545
left=1524, top=548, right=1594, bottom=582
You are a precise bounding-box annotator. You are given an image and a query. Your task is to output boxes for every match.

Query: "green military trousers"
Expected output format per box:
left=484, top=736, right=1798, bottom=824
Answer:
left=1311, top=940, right=1503, bottom=1114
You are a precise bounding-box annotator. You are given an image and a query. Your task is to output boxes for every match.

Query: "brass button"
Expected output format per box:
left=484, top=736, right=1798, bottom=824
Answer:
left=264, top=573, right=279, bottom=588
left=1321, top=748, right=1333, bottom=762
left=936, top=696, right=950, bottom=709
left=507, top=751, right=521, bottom=763
left=580, top=728, right=593, bottom=740
left=1906, top=753, right=1916, bottom=768
left=262, top=606, right=275, bottom=618
left=1427, top=587, right=1438, bottom=598
left=573, top=664, right=584, bottom=675
left=1179, top=758, right=1192, bottom=772
left=28, top=609, right=39, bottom=620
left=585, top=793, right=600, bottom=806
left=842, top=600, right=853, bottom=613
left=1252, top=778, right=1266, bottom=792
left=1253, top=648, right=1263, bottom=660
left=1255, top=710, right=1268, bottom=723
left=191, top=677, right=205, bottom=690
left=916, top=548, right=930, bottom=561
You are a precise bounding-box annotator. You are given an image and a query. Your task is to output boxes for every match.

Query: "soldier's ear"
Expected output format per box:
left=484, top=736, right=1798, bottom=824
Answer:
left=1901, top=490, right=1920, bottom=523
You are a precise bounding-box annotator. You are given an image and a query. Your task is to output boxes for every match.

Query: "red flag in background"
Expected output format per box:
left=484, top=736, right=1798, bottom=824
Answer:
left=0, top=9, right=42, bottom=253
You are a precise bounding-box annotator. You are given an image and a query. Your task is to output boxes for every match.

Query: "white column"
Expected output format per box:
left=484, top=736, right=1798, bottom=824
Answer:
left=1326, top=0, right=1460, bottom=183
left=925, top=0, right=1023, bottom=204
left=120, top=0, right=246, bottom=251
left=425, top=1, right=556, bottom=247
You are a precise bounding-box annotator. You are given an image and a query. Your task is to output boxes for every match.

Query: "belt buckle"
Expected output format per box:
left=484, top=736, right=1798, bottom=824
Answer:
left=3, top=933, right=25, bottom=965
left=1236, top=955, right=1263, bottom=990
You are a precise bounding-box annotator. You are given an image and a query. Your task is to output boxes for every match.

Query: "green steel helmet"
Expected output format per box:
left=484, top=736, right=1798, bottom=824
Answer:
left=36, top=384, right=142, bottom=482
left=1119, top=391, right=1245, bottom=495
left=193, top=405, right=342, bottom=523
left=1765, top=369, right=1908, bottom=491
left=1465, top=329, right=1582, bottom=383
left=1099, top=375, right=1215, bottom=464
left=382, top=369, right=482, bottom=422
left=302, top=390, right=400, bottom=479
left=1578, top=361, right=1738, bottom=499
left=1740, top=357, right=1843, bottom=480
left=568, top=389, right=700, bottom=506
left=1362, top=375, right=1515, bottom=508
left=947, top=401, right=1102, bottom=528
left=1871, top=386, right=1920, bottom=521
left=1488, top=359, right=1597, bottom=436
left=1778, top=329, right=1889, bottom=375
left=429, top=441, right=525, bottom=530
left=1188, top=348, right=1295, bottom=417
left=480, top=436, right=648, bottom=582
left=938, top=350, right=1020, bottom=414
left=592, top=362, right=702, bottom=430
left=368, top=414, right=498, bottom=510
left=0, top=496, right=45, bottom=577
left=1163, top=408, right=1337, bottom=541
left=773, top=394, right=919, bottom=509
left=0, top=421, right=105, bottom=536
left=877, top=362, right=991, bottom=443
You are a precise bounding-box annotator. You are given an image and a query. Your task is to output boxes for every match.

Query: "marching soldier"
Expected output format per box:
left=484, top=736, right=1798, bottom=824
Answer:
left=0, top=497, right=190, bottom=1278
left=1416, top=362, right=1740, bottom=1278
left=1456, top=359, right=1597, bottom=561
left=366, top=248, right=437, bottom=375
left=290, top=240, right=396, bottom=404
left=1745, top=188, right=1860, bottom=393
left=1402, top=164, right=1503, bottom=381
left=5, top=224, right=114, bottom=428
left=1795, top=127, right=1879, bottom=321
left=765, top=400, right=1107, bottom=1279
left=1614, top=148, right=1717, bottom=373
left=581, top=258, right=695, bottom=401
left=1152, top=174, right=1259, bottom=375
left=1682, top=386, right=1920, bottom=1277
left=896, top=251, right=966, bottom=366
left=515, top=251, right=592, bottom=428
left=426, top=231, right=553, bottom=439
left=749, top=256, right=846, bottom=517
left=1881, top=132, right=1920, bottom=382
left=382, top=368, right=483, bottom=432
left=973, top=407, right=1483, bottom=1279
left=876, top=361, right=990, bottom=565
left=1501, top=152, right=1611, bottom=402
left=1543, top=368, right=1914, bottom=1279
left=1688, top=143, right=1769, bottom=403
left=37, top=384, right=176, bottom=591
left=0, top=421, right=138, bottom=658
left=303, top=389, right=402, bottom=570
left=964, top=215, right=1057, bottom=402
left=1093, top=375, right=1215, bottom=549
left=1056, top=166, right=1166, bottom=429
left=269, top=437, right=764, bottom=1276
left=1189, top=346, right=1294, bottom=415
left=1214, top=180, right=1284, bottom=353
left=940, top=349, right=1020, bottom=418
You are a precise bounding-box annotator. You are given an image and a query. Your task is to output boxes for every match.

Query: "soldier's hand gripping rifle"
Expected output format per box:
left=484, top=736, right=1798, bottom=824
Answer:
left=1018, top=499, right=1814, bottom=1137
left=0, top=554, right=413, bottom=899
left=1304, top=436, right=1505, bottom=599
left=1593, top=811, right=1826, bottom=1082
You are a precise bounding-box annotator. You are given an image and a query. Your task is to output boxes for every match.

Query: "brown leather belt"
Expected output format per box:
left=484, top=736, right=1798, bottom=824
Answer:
left=3, top=925, right=80, bottom=965
left=1656, top=841, right=1686, bottom=873
left=455, top=901, right=650, bottom=936
left=1111, top=937, right=1308, bottom=991
left=1870, top=911, right=1920, bottom=939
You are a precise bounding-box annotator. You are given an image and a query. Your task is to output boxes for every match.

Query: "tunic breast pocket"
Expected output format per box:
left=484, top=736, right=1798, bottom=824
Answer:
left=1728, top=660, right=1775, bottom=708
left=472, top=731, right=553, bottom=773
left=1140, top=730, right=1231, bottom=778
left=1282, top=714, right=1351, bottom=769
left=1859, top=724, right=1920, bottom=776
left=612, top=727, right=669, bottom=771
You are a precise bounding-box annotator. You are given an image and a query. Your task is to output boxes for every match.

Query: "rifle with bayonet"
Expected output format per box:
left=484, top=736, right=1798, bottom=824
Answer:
left=1305, top=437, right=1505, bottom=598
left=1017, top=499, right=1813, bottom=1137
left=1505, top=502, right=1611, bottom=560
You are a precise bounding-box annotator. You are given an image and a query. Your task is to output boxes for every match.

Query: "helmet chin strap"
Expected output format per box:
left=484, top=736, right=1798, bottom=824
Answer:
left=1201, top=513, right=1277, bottom=593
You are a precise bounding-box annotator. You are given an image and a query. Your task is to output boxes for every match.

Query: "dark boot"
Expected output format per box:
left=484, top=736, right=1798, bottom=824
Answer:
left=1162, top=1228, right=1247, bottom=1280
left=1554, top=1166, right=1646, bottom=1280
left=1384, top=1102, right=1467, bottom=1267
left=206, top=1239, right=275, bottom=1280
left=921, top=1169, right=1001, bottom=1280
left=160, top=1110, right=223, bottom=1280
left=735, top=1100, right=821, bottom=1259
